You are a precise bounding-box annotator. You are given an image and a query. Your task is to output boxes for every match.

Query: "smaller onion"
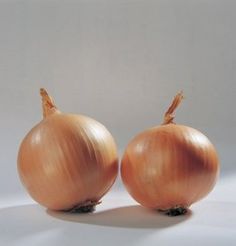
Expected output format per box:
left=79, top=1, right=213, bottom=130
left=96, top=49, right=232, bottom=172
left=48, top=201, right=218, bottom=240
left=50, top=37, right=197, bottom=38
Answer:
left=121, top=92, right=219, bottom=216
left=17, top=89, right=118, bottom=212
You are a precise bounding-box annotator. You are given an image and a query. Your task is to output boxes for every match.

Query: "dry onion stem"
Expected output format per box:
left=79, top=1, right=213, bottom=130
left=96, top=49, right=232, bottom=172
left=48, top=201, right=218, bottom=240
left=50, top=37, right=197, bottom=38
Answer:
left=17, top=88, right=118, bottom=212
left=121, top=92, right=219, bottom=216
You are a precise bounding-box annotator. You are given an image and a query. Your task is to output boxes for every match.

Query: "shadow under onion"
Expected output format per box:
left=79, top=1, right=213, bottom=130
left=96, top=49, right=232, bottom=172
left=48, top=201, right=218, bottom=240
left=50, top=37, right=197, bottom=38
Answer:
left=47, top=205, right=192, bottom=229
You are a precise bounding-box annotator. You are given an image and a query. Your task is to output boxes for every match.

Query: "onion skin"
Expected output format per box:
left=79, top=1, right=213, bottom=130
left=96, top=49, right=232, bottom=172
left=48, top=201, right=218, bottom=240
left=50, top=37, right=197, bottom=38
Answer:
left=17, top=89, right=118, bottom=211
left=121, top=92, right=219, bottom=214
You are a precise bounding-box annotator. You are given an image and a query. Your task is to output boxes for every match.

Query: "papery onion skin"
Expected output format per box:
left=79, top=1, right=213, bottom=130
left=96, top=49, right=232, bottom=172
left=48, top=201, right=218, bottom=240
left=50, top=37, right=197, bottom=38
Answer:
left=121, top=92, right=219, bottom=215
left=17, top=89, right=118, bottom=211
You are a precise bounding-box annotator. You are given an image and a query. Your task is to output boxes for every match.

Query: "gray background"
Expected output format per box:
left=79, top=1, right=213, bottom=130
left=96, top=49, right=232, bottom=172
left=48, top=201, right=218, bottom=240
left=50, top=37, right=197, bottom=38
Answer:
left=0, top=0, right=235, bottom=198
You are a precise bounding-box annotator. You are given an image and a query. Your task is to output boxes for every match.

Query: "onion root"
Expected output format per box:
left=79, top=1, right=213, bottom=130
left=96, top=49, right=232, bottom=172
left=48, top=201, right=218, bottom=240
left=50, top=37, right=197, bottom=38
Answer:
left=64, top=200, right=102, bottom=213
left=158, top=206, right=188, bottom=216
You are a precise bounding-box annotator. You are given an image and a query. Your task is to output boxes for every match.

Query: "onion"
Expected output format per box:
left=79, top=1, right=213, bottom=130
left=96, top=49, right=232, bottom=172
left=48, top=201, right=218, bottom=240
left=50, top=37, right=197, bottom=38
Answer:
left=121, top=92, right=219, bottom=216
left=17, top=89, right=118, bottom=212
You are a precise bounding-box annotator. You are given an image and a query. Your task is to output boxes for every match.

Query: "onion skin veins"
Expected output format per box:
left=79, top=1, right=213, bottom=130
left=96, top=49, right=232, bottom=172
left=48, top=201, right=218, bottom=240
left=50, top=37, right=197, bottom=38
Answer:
left=17, top=89, right=118, bottom=211
left=121, top=92, right=219, bottom=215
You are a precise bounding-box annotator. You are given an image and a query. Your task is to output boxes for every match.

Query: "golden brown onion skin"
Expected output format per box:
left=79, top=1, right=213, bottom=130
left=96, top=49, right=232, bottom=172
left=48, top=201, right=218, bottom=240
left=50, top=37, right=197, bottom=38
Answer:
left=121, top=124, right=219, bottom=210
left=18, top=113, right=118, bottom=211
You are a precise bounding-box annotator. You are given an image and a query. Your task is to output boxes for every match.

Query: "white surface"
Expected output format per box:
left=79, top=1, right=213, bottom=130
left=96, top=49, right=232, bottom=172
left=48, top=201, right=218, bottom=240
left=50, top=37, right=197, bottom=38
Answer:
left=1, top=176, right=236, bottom=246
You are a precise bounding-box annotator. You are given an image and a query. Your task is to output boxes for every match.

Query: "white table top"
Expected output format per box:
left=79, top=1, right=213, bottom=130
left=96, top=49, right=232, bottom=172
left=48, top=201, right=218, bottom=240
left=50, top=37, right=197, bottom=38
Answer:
left=1, top=175, right=235, bottom=246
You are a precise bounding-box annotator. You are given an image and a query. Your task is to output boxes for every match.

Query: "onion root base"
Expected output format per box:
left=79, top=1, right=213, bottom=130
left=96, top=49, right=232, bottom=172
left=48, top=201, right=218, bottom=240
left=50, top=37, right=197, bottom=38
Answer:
left=65, top=200, right=101, bottom=213
left=158, top=206, right=187, bottom=216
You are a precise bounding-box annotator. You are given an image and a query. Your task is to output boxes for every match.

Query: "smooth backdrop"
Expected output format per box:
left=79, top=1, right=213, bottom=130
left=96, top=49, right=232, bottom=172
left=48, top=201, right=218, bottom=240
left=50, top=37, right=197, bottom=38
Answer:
left=0, top=0, right=235, bottom=198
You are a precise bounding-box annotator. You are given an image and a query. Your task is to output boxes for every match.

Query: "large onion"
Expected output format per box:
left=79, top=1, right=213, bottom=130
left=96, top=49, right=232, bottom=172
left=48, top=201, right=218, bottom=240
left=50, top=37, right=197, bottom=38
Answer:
left=121, top=92, right=219, bottom=216
left=17, top=89, right=118, bottom=212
